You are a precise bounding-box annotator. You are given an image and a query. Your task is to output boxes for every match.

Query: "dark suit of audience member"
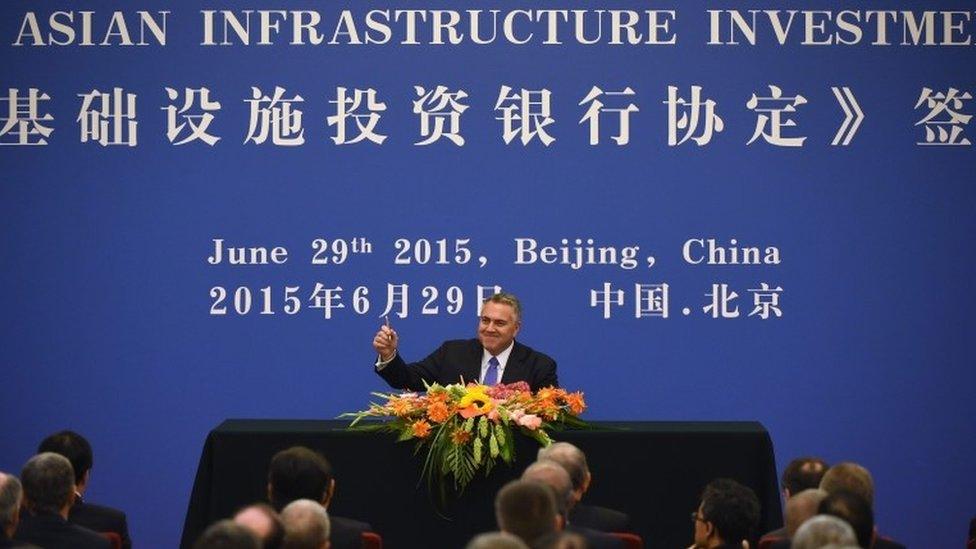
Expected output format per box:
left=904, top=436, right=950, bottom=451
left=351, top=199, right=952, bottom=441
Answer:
left=267, top=446, right=371, bottom=549
left=568, top=504, right=630, bottom=533
left=14, top=453, right=109, bottom=549
left=38, top=431, right=131, bottom=548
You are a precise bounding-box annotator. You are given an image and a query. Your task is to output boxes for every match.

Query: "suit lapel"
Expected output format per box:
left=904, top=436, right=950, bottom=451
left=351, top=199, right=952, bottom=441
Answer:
left=461, top=339, right=483, bottom=385
left=500, top=341, right=526, bottom=385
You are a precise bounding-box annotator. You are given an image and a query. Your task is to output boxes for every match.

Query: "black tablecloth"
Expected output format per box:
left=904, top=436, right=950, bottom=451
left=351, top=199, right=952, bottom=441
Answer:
left=181, top=420, right=782, bottom=549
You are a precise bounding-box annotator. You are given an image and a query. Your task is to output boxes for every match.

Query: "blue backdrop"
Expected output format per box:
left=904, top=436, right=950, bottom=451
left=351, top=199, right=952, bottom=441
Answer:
left=2, top=1, right=974, bottom=546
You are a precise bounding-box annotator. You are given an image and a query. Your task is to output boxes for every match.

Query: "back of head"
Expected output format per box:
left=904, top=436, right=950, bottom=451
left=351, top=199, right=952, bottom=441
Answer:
left=465, top=532, right=530, bottom=549
left=268, top=447, right=333, bottom=511
left=536, top=443, right=588, bottom=493
left=495, top=480, right=558, bottom=545
left=20, top=453, right=75, bottom=514
left=195, top=519, right=261, bottom=549
left=782, top=457, right=829, bottom=497
left=234, top=503, right=285, bottom=549
left=38, top=430, right=93, bottom=485
left=785, top=489, right=829, bottom=537
left=818, top=490, right=874, bottom=548
left=818, top=462, right=874, bottom=508
left=521, top=461, right=574, bottom=518
left=700, top=478, right=761, bottom=545
left=280, top=499, right=330, bottom=549
left=0, top=473, right=23, bottom=536
left=791, top=515, right=857, bottom=549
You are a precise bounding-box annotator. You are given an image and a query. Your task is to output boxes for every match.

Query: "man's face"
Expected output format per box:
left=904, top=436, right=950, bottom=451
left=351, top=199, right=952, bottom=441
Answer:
left=477, top=301, right=520, bottom=355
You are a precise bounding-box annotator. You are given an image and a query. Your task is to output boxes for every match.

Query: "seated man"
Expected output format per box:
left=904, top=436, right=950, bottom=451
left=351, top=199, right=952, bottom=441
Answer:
left=690, top=478, right=760, bottom=549
left=234, top=503, right=284, bottom=549
left=819, top=462, right=905, bottom=548
left=537, top=442, right=630, bottom=532
left=194, top=519, right=260, bottom=549
left=14, top=453, right=109, bottom=549
left=521, top=461, right=622, bottom=549
left=790, top=515, right=857, bottom=549
left=818, top=490, right=905, bottom=549
left=761, top=456, right=829, bottom=543
left=1, top=471, right=35, bottom=548
left=495, top=480, right=559, bottom=546
left=267, top=447, right=370, bottom=549
left=372, top=292, right=557, bottom=391
left=38, top=431, right=131, bottom=549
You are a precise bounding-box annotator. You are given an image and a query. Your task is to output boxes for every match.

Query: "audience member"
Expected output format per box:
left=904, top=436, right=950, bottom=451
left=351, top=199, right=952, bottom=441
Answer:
left=234, top=503, right=284, bottom=549
left=785, top=489, right=829, bottom=537
left=791, top=515, right=857, bottom=549
left=762, top=457, right=829, bottom=543
left=495, top=480, right=559, bottom=545
left=465, top=531, right=530, bottom=549
left=819, top=490, right=905, bottom=549
left=521, top=461, right=621, bottom=548
left=1, top=472, right=37, bottom=548
left=819, top=462, right=905, bottom=548
left=280, top=499, right=330, bottom=549
left=818, top=463, right=873, bottom=508
left=691, top=478, right=760, bottom=549
left=267, top=447, right=370, bottom=549
left=194, top=519, right=261, bottom=549
left=14, top=453, right=109, bottom=549
left=537, top=442, right=630, bottom=532
left=38, top=430, right=131, bottom=548
left=782, top=457, right=829, bottom=499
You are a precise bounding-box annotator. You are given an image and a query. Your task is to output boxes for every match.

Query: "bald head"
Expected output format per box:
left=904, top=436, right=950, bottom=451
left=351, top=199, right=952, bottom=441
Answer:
left=785, top=489, right=828, bottom=537
left=522, top=460, right=574, bottom=518
left=234, top=504, right=284, bottom=549
left=280, top=499, right=330, bottom=549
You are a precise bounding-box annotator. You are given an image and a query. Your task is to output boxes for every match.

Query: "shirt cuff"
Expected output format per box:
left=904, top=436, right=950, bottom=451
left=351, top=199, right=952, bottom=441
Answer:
left=375, top=351, right=397, bottom=370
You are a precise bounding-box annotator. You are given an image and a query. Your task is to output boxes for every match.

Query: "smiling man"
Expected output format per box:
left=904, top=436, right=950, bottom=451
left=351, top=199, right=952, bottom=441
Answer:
left=372, top=292, right=558, bottom=391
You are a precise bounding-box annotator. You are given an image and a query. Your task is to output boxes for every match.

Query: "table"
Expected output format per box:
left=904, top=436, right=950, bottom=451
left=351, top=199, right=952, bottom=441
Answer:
left=181, top=420, right=782, bottom=548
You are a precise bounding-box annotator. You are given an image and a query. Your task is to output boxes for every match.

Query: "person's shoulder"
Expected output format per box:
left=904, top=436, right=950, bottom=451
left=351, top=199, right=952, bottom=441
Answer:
left=330, top=514, right=372, bottom=532
left=73, top=501, right=126, bottom=521
left=513, top=341, right=555, bottom=364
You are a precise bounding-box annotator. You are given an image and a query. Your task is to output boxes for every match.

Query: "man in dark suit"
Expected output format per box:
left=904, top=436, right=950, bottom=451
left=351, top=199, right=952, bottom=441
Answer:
left=521, top=461, right=622, bottom=549
left=14, top=453, right=109, bottom=549
left=267, top=447, right=371, bottom=549
left=373, top=292, right=557, bottom=391
left=37, top=431, right=131, bottom=549
left=819, top=463, right=906, bottom=549
left=538, top=442, right=631, bottom=532
left=760, top=456, right=830, bottom=544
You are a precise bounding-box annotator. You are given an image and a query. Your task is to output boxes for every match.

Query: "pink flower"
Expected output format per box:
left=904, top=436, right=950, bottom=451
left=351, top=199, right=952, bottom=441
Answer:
left=509, top=409, right=525, bottom=421
left=517, top=414, right=542, bottom=430
left=487, top=406, right=501, bottom=422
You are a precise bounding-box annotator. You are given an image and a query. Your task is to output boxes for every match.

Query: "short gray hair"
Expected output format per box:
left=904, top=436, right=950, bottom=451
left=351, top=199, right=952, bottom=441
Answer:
left=281, top=499, right=330, bottom=549
left=521, top=461, right=574, bottom=517
left=465, top=531, right=530, bottom=549
left=792, top=515, right=857, bottom=549
left=0, top=473, right=23, bottom=530
left=21, top=453, right=74, bottom=514
left=537, top=442, right=589, bottom=491
left=484, top=292, right=522, bottom=321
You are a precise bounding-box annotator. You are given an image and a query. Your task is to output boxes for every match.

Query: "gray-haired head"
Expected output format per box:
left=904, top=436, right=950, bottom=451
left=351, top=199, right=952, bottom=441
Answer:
left=791, top=515, right=857, bottom=549
left=465, top=531, right=530, bottom=549
left=785, top=488, right=829, bottom=537
left=193, top=519, right=260, bottom=549
left=280, top=499, right=330, bottom=549
left=537, top=442, right=589, bottom=494
left=20, top=453, right=75, bottom=515
left=0, top=472, right=24, bottom=536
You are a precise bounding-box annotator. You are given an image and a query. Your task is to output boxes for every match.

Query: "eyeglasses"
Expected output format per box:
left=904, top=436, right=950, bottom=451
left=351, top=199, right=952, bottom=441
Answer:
left=690, top=511, right=706, bottom=524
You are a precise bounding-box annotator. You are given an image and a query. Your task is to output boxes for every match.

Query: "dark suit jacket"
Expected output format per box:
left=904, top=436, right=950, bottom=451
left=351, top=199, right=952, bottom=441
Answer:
left=570, top=503, right=631, bottom=532
left=376, top=339, right=558, bottom=391
left=70, top=499, right=131, bottom=549
left=330, top=515, right=372, bottom=549
left=14, top=511, right=110, bottom=549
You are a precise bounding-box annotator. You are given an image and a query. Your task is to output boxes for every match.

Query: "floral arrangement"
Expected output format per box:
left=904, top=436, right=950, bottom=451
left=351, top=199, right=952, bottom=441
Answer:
left=342, top=381, right=587, bottom=494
